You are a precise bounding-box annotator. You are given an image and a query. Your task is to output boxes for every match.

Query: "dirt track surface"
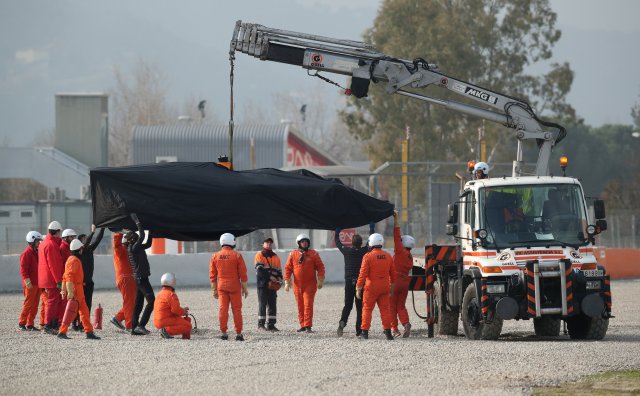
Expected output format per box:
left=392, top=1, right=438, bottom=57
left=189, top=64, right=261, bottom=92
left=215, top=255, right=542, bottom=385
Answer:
left=1, top=280, right=639, bottom=395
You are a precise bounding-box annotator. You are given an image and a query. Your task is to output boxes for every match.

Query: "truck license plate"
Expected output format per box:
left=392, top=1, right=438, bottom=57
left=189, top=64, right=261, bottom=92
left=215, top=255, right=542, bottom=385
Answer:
left=583, top=269, right=603, bottom=277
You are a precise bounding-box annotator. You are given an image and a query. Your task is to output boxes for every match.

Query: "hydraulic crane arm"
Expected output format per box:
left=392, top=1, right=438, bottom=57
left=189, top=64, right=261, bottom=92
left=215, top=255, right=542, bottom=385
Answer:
left=230, top=21, right=566, bottom=176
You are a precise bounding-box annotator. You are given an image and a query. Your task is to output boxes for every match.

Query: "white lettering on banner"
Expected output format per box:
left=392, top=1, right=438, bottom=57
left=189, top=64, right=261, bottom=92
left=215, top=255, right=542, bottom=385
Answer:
left=339, top=229, right=356, bottom=247
left=287, top=147, right=323, bottom=166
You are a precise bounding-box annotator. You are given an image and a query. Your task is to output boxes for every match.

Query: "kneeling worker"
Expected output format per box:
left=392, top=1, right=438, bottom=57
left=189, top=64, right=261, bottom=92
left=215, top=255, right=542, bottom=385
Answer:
left=356, top=233, right=395, bottom=340
left=154, top=273, right=192, bottom=339
left=57, top=239, right=100, bottom=339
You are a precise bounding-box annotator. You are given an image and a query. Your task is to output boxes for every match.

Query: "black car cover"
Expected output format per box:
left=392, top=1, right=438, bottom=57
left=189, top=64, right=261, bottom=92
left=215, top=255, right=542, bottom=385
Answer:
left=90, top=162, right=393, bottom=241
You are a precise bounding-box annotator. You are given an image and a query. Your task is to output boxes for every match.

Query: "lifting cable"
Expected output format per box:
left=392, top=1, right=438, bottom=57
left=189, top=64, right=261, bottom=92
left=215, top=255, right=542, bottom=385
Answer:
left=307, top=70, right=349, bottom=92
left=228, top=48, right=236, bottom=166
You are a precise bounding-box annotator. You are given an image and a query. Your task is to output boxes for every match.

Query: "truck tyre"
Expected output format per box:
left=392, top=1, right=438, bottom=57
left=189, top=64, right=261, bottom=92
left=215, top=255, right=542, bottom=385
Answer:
left=461, top=283, right=502, bottom=340
left=566, top=314, right=609, bottom=340
left=435, top=280, right=459, bottom=336
left=533, top=317, right=561, bottom=337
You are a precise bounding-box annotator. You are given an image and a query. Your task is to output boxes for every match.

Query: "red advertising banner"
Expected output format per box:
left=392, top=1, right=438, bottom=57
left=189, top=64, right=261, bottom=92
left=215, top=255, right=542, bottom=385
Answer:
left=338, top=228, right=356, bottom=247
left=287, top=133, right=333, bottom=166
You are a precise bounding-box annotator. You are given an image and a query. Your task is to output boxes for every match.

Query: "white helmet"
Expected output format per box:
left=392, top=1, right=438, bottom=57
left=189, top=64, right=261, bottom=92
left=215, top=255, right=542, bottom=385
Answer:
left=61, top=229, right=77, bottom=238
left=220, top=233, right=236, bottom=247
left=70, top=239, right=83, bottom=251
left=473, top=161, right=489, bottom=174
left=26, top=231, right=43, bottom=243
left=296, top=233, right=310, bottom=244
left=368, top=233, right=384, bottom=247
left=401, top=235, right=415, bottom=249
left=160, top=272, right=176, bottom=287
left=48, top=221, right=62, bottom=231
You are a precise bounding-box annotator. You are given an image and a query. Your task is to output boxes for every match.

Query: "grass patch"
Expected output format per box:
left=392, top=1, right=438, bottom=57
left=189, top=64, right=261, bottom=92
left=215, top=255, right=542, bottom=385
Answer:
left=534, top=369, right=640, bottom=395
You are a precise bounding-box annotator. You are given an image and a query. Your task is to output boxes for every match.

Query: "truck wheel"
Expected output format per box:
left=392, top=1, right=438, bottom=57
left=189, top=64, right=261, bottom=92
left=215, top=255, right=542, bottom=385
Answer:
left=435, top=280, right=459, bottom=336
left=566, top=314, right=609, bottom=340
left=461, top=283, right=503, bottom=340
left=533, top=317, right=561, bottom=337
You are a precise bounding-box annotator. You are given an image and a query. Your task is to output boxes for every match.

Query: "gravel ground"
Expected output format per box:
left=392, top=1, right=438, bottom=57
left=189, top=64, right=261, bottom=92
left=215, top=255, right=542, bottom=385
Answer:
left=1, top=280, right=639, bottom=395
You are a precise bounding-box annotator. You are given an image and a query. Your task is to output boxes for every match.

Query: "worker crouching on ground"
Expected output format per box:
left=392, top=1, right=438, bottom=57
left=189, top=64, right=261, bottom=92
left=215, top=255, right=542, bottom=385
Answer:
left=356, top=233, right=395, bottom=340
left=18, top=231, right=44, bottom=331
left=255, top=237, right=282, bottom=332
left=154, top=273, right=192, bottom=339
left=390, top=211, right=414, bottom=338
left=284, top=234, right=326, bottom=333
left=110, top=232, right=137, bottom=331
left=57, top=239, right=100, bottom=340
left=210, top=233, right=248, bottom=341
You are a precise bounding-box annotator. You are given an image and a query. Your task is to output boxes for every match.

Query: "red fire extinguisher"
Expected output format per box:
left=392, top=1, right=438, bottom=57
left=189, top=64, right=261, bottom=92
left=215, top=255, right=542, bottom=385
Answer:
left=94, top=304, right=103, bottom=330
left=62, top=299, right=79, bottom=327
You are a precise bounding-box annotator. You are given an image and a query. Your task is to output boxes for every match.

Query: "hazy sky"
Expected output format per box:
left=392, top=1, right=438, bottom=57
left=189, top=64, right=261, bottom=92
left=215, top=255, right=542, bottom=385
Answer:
left=1, top=0, right=638, bottom=148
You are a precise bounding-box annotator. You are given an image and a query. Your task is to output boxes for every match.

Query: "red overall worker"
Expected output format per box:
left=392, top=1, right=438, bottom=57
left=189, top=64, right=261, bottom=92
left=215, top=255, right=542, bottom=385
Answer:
left=57, top=239, right=100, bottom=339
left=58, top=228, right=76, bottom=325
left=110, top=232, right=137, bottom=331
left=390, top=211, right=414, bottom=338
left=284, top=234, right=325, bottom=333
left=356, top=233, right=395, bottom=340
left=38, top=221, right=64, bottom=335
left=154, top=273, right=192, bottom=339
left=210, top=233, right=248, bottom=341
left=18, top=231, right=44, bottom=331
left=60, top=228, right=77, bottom=263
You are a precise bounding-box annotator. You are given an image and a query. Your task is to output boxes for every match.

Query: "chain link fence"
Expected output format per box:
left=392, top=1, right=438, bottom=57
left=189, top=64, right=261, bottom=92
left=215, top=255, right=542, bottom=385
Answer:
left=597, top=209, right=640, bottom=248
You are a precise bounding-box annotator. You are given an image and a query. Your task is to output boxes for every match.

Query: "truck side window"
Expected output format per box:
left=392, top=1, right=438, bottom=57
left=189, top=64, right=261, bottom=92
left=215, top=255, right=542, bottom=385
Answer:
left=465, top=192, right=475, bottom=229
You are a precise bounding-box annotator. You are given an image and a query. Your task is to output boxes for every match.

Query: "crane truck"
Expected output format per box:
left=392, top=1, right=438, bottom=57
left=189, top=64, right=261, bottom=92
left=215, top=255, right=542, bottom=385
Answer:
left=230, top=21, right=612, bottom=340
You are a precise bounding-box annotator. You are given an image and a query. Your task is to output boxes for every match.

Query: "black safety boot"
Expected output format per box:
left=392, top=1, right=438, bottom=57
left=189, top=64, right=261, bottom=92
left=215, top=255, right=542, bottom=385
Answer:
left=86, top=332, right=100, bottom=340
left=258, top=322, right=267, bottom=331
left=133, top=326, right=150, bottom=335
left=160, top=328, right=173, bottom=339
left=220, top=333, right=229, bottom=340
left=384, top=329, right=394, bottom=340
left=267, top=323, right=280, bottom=332
left=110, top=317, right=125, bottom=330
left=296, top=327, right=307, bottom=332
left=361, top=330, right=369, bottom=339
left=235, top=334, right=245, bottom=341
left=44, top=325, right=57, bottom=335
left=17, top=324, right=27, bottom=331
left=305, top=327, right=314, bottom=333
left=337, top=321, right=346, bottom=337
left=57, top=332, right=70, bottom=339
left=402, top=323, right=412, bottom=338
left=26, top=325, right=40, bottom=331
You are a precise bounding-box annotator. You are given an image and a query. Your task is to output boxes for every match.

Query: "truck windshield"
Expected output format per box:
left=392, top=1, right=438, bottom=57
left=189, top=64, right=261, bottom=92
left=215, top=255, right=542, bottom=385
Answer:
left=479, top=184, right=589, bottom=249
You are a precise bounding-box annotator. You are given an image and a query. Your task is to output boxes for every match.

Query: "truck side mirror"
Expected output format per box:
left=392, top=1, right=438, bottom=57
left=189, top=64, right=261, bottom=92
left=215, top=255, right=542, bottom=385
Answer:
left=596, top=219, right=608, bottom=232
left=594, top=200, right=606, bottom=219
left=447, top=203, right=458, bottom=224
left=446, top=224, right=458, bottom=236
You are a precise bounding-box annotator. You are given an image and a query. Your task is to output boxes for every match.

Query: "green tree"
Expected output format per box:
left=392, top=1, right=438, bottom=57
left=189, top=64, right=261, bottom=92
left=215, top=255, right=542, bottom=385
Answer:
left=601, top=97, right=640, bottom=209
left=342, top=0, right=576, bottom=168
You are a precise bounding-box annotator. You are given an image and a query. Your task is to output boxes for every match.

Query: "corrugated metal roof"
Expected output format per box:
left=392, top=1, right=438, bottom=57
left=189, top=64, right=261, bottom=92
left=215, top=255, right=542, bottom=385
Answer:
left=131, top=123, right=289, bottom=170
left=131, top=123, right=340, bottom=170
